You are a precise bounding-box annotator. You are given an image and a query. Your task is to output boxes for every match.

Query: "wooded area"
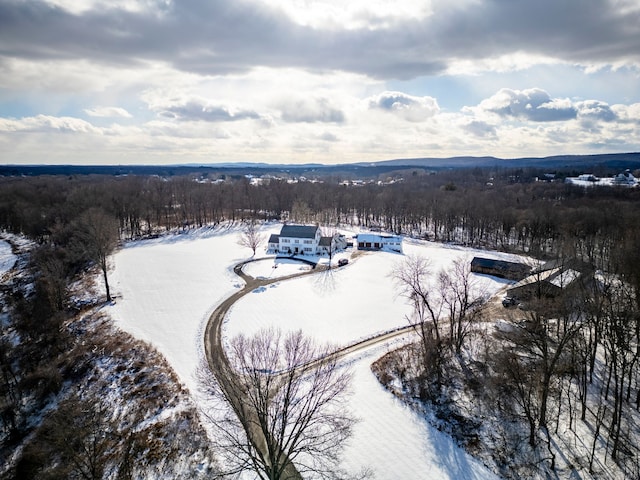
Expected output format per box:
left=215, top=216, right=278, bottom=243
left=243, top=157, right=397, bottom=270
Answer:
left=1, top=166, right=640, bottom=478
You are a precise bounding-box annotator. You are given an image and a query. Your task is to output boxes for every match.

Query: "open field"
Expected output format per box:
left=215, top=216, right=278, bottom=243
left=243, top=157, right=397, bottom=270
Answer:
left=107, top=223, right=527, bottom=478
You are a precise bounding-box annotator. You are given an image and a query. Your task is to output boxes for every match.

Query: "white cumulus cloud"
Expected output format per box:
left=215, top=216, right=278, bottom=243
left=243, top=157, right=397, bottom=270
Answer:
left=84, top=106, right=133, bottom=118
left=368, top=91, right=439, bottom=122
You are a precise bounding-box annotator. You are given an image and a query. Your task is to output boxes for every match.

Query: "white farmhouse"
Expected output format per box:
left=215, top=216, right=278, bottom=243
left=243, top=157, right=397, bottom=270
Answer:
left=268, top=225, right=321, bottom=255
left=268, top=225, right=348, bottom=256
left=356, top=233, right=403, bottom=253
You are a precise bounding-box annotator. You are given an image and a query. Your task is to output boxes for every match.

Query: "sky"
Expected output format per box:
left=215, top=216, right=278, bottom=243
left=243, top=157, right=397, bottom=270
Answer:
left=0, top=0, right=639, bottom=165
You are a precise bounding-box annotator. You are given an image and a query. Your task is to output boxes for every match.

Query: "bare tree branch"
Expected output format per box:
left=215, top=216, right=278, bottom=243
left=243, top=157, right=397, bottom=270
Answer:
left=201, top=328, right=358, bottom=479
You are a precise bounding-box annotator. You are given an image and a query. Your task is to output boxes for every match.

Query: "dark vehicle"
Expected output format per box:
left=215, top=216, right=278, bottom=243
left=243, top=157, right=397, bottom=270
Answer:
left=338, top=258, right=349, bottom=267
left=502, top=296, right=518, bottom=308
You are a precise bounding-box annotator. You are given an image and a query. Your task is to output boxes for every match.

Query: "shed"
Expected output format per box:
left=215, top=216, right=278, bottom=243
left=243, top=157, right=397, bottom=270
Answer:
left=470, top=257, right=530, bottom=281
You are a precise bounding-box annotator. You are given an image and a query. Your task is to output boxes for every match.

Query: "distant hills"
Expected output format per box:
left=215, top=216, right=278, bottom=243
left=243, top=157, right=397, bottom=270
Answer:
left=1, top=152, right=639, bottom=178
left=360, top=152, right=640, bottom=170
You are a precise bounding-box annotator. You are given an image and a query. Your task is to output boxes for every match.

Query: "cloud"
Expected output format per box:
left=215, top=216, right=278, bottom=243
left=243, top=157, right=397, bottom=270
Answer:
left=612, top=103, right=640, bottom=124
left=0, top=0, right=638, bottom=81
left=84, top=106, right=132, bottom=118
left=576, top=100, right=616, bottom=122
left=368, top=91, right=439, bottom=122
left=477, top=88, right=577, bottom=122
left=1, top=1, right=640, bottom=164
left=463, top=120, right=497, bottom=138
left=279, top=97, right=345, bottom=123
left=0, top=114, right=100, bottom=133
left=318, top=131, right=339, bottom=142
left=154, top=99, right=261, bottom=122
left=266, top=0, right=432, bottom=30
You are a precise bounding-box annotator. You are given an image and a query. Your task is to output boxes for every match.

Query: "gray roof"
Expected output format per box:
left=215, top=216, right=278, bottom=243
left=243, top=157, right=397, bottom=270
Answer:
left=268, top=234, right=280, bottom=243
left=356, top=233, right=401, bottom=241
left=534, top=258, right=592, bottom=274
left=318, top=236, right=332, bottom=246
left=279, top=224, right=318, bottom=239
left=471, top=257, right=528, bottom=271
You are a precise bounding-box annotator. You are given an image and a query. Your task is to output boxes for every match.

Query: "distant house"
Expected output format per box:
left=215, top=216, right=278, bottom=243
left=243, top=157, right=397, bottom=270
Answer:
left=470, top=257, right=530, bottom=281
left=507, top=258, right=592, bottom=301
left=268, top=225, right=346, bottom=256
left=613, top=170, right=637, bottom=185
left=578, top=174, right=598, bottom=182
left=356, top=233, right=403, bottom=253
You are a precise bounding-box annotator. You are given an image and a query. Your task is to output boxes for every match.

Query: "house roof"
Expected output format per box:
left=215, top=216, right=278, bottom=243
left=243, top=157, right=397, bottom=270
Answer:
left=510, top=267, right=583, bottom=291
left=548, top=268, right=581, bottom=288
left=280, top=224, right=319, bottom=239
left=268, top=234, right=279, bottom=243
left=356, top=233, right=401, bottom=242
left=534, top=258, right=592, bottom=274
left=318, top=236, right=332, bottom=246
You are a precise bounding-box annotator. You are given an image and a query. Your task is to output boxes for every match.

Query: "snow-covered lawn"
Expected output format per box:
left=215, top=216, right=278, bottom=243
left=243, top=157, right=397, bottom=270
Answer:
left=226, top=240, right=513, bottom=348
left=242, top=257, right=313, bottom=279
left=107, top=224, right=523, bottom=479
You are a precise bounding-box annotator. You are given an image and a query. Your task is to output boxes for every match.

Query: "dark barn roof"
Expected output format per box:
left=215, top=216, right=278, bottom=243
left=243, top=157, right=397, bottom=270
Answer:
left=471, top=257, right=531, bottom=280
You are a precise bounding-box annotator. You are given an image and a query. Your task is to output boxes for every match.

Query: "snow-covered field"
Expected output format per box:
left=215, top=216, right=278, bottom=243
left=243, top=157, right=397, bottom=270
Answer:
left=225, top=240, right=513, bottom=348
left=107, top=223, right=523, bottom=479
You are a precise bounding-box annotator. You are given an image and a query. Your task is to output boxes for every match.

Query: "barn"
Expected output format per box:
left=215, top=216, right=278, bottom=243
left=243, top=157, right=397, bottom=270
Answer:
left=470, top=257, right=530, bottom=281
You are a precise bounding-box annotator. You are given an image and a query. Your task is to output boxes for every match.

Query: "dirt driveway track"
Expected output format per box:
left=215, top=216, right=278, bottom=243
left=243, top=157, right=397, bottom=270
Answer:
left=203, top=256, right=419, bottom=478
left=204, top=257, right=325, bottom=479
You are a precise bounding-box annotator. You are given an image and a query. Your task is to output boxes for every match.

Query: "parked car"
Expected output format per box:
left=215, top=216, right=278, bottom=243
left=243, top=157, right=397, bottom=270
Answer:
left=502, top=296, right=518, bottom=308
left=338, top=258, right=349, bottom=267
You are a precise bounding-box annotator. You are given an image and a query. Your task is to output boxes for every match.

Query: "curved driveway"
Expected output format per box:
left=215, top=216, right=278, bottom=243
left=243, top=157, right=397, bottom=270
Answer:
left=203, top=258, right=327, bottom=479
left=203, top=256, right=417, bottom=477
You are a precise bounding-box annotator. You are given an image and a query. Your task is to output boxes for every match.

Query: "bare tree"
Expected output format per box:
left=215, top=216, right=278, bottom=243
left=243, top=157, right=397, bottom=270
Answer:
left=492, top=347, right=541, bottom=448
left=321, top=227, right=340, bottom=263
left=391, top=255, right=446, bottom=393
left=27, top=394, right=120, bottom=480
left=437, top=257, right=485, bottom=354
left=202, top=328, right=356, bottom=479
left=77, top=207, right=120, bottom=302
left=290, top=200, right=313, bottom=224
left=238, top=221, right=265, bottom=257
left=392, top=255, right=443, bottom=344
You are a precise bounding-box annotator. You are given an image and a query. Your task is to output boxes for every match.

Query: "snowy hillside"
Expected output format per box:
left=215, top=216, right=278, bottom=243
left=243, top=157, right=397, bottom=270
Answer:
left=0, top=239, right=16, bottom=276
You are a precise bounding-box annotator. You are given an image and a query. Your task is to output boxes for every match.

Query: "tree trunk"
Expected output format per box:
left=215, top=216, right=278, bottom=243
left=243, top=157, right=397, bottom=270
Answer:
left=101, top=258, right=111, bottom=302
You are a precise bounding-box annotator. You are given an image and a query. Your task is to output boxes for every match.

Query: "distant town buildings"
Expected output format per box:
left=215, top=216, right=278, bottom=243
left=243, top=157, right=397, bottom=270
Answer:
left=564, top=170, right=638, bottom=187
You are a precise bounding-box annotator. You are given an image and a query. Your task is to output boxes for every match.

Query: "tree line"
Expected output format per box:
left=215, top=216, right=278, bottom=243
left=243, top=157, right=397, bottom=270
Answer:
left=387, top=244, right=640, bottom=477
left=1, top=169, right=639, bottom=260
